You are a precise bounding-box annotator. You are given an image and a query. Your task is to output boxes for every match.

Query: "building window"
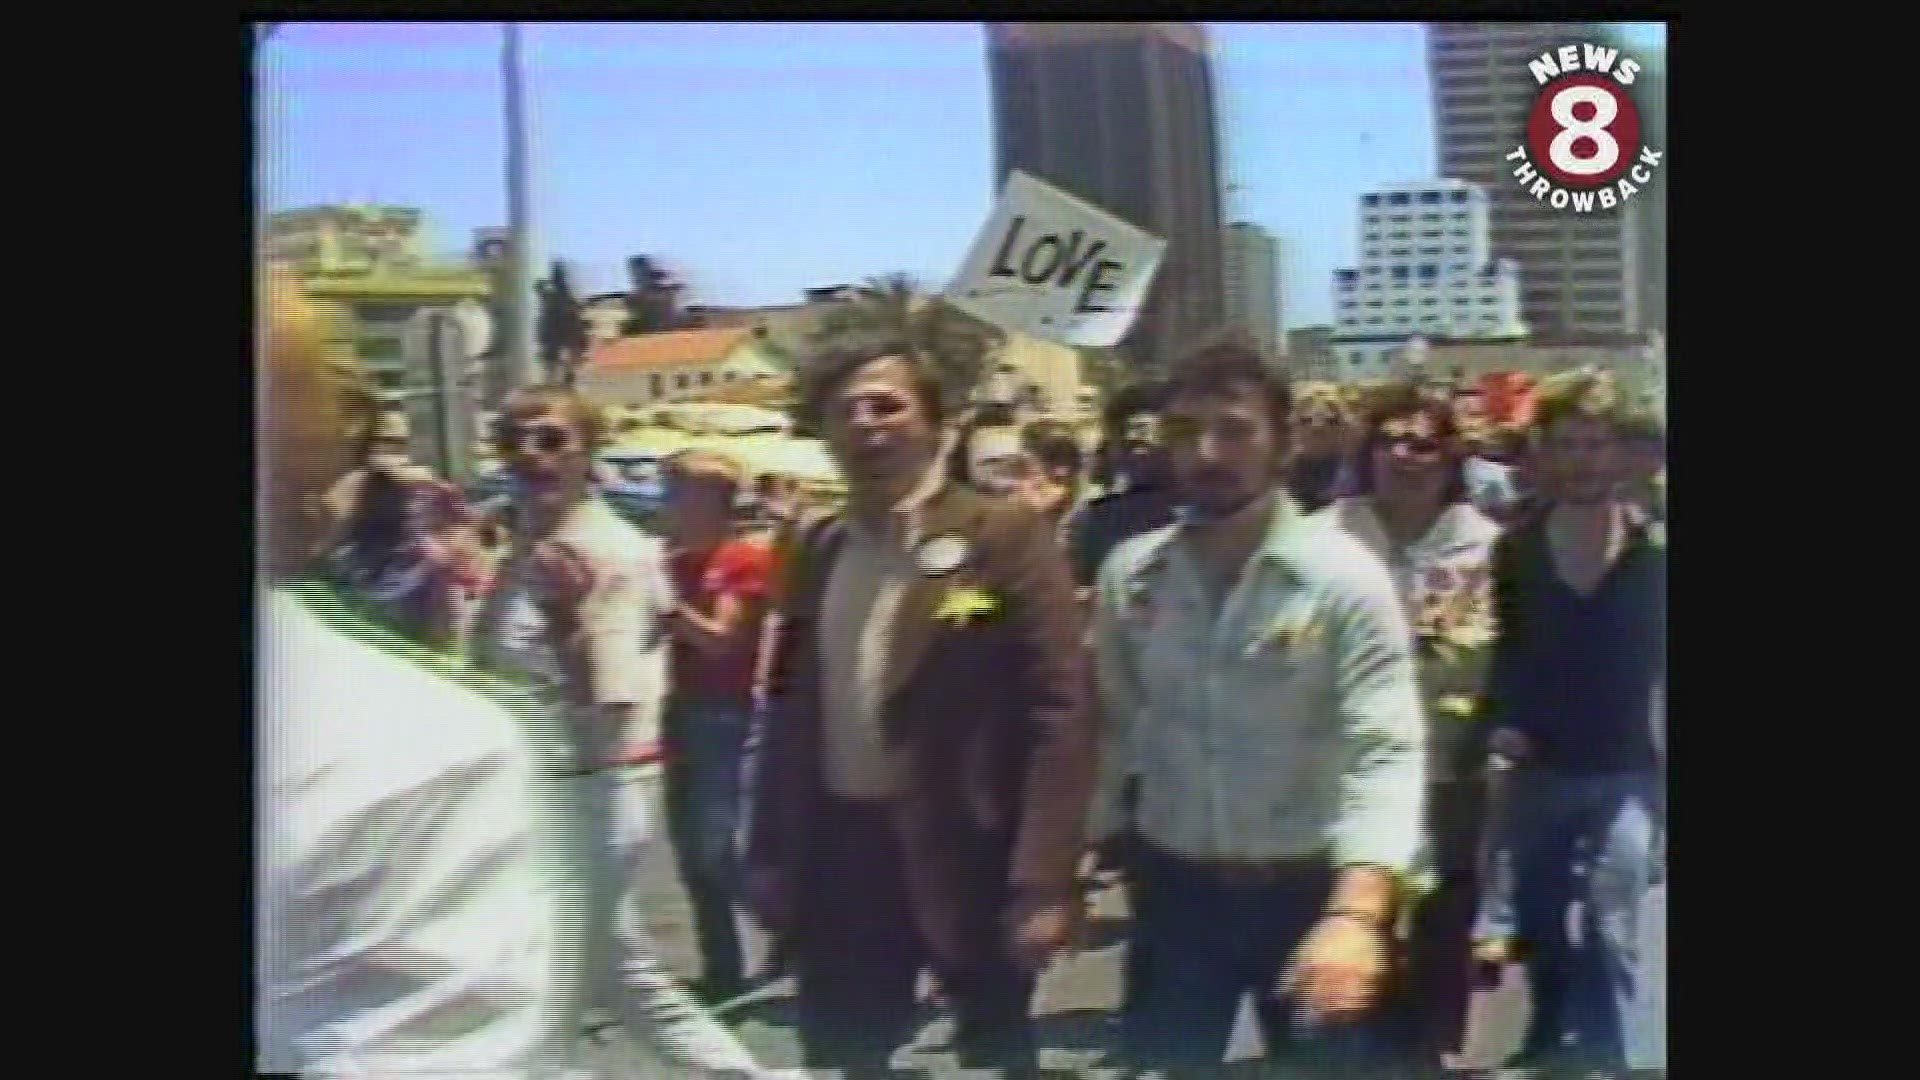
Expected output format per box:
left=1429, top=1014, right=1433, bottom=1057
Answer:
left=1365, top=300, right=1385, bottom=309
left=1392, top=266, right=1409, bottom=282
left=354, top=302, right=418, bottom=324
left=1392, top=298, right=1410, bottom=308
left=1391, top=248, right=1411, bottom=257
left=1389, top=192, right=1411, bottom=207
left=698, top=371, right=713, bottom=386
left=723, top=371, right=737, bottom=382
left=676, top=373, right=690, bottom=390
left=650, top=373, right=664, bottom=397
left=356, top=337, right=403, bottom=362
left=1363, top=194, right=1381, bottom=208
left=1420, top=190, right=1442, bottom=205
left=1451, top=190, right=1470, bottom=204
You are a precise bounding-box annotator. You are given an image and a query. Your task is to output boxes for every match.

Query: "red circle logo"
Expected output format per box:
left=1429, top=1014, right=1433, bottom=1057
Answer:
left=1526, top=74, right=1642, bottom=189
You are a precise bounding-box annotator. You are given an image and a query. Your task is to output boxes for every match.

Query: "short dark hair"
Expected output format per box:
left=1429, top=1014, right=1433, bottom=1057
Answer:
left=1352, top=379, right=1469, bottom=505
left=1022, top=418, right=1084, bottom=478
left=1101, top=378, right=1169, bottom=436
left=794, top=341, right=947, bottom=433
left=1162, top=342, right=1293, bottom=437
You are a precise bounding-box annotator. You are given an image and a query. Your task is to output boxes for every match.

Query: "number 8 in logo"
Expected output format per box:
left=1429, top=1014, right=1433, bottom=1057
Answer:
left=1527, top=74, right=1641, bottom=188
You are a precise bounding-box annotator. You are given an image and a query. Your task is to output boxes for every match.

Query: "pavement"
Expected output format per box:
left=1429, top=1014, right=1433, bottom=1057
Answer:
left=585, top=785, right=1666, bottom=1077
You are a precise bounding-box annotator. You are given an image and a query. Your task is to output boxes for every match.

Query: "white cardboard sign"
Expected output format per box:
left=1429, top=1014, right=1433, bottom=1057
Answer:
left=944, top=170, right=1166, bottom=348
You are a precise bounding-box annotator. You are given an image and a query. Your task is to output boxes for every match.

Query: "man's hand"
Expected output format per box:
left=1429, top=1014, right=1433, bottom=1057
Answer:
left=1280, top=914, right=1391, bottom=1023
left=1004, top=891, right=1073, bottom=974
left=1488, top=726, right=1533, bottom=763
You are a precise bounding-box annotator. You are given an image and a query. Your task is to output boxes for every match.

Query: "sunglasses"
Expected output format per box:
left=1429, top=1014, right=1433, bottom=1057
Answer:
left=1380, top=433, right=1443, bottom=458
left=503, top=422, right=580, bottom=455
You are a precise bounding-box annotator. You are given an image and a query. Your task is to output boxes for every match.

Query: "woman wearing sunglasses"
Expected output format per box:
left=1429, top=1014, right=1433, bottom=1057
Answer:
left=316, top=408, right=478, bottom=653
left=1318, top=381, right=1502, bottom=1079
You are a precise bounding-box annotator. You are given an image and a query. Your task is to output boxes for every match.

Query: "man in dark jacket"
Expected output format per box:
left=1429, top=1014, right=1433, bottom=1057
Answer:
left=746, top=342, right=1096, bottom=1079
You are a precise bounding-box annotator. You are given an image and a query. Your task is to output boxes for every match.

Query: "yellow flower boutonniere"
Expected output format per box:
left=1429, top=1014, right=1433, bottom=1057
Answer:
left=1435, top=693, right=1479, bottom=720
left=1250, top=614, right=1326, bottom=657
left=934, top=584, right=1001, bottom=626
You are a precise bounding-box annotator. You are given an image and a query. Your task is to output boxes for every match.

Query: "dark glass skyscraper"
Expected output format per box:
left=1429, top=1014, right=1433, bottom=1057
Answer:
left=986, top=23, right=1227, bottom=368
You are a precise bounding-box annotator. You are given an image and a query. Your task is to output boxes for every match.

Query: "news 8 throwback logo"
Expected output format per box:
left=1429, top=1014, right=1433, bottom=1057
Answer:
left=1505, top=43, right=1663, bottom=213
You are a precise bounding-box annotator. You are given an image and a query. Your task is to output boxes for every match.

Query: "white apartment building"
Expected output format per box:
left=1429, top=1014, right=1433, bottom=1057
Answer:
left=1223, top=222, right=1282, bottom=356
left=1330, top=179, right=1526, bottom=380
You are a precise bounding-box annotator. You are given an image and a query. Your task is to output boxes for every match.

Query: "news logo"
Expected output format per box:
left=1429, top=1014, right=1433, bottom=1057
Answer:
left=1504, top=43, right=1663, bottom=214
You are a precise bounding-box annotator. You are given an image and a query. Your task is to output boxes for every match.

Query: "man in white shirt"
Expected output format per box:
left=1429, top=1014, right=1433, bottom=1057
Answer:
left=1090, top=343, right=1426, bottom=1078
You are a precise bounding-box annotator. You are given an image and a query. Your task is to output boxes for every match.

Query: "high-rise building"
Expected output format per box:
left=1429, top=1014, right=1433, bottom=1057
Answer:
left=1426, top=23, right=1647, bottom=338
left=986, top=22, right=1227, bottom=369
left=1633, top=47, right=1666, bottom=333
left=1223, top=222, right=1282, bottom=356
left=1330, top=179, right=1526, bottom=380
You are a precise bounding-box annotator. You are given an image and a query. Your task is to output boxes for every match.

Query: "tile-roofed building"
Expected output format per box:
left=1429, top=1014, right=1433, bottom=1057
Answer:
left=577, top=327, right=784, bottom=408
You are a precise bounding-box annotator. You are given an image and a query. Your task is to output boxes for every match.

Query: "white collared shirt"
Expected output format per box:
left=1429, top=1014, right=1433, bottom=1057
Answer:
left=472, top=496, right=676, bottom=769
left=1320, top=498, right=1501, bottom=620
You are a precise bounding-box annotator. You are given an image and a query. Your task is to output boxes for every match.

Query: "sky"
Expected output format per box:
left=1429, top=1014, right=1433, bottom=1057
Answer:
left=259, top=21, right=1666, bottom=331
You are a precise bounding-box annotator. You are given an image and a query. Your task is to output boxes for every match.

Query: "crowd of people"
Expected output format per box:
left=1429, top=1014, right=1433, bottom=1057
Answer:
left=258, top=265, right=1666, bottom=1080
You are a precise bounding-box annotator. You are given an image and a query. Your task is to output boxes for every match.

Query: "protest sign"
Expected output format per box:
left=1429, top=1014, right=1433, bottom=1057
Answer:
left=945, top=171, right=1165, bottom=348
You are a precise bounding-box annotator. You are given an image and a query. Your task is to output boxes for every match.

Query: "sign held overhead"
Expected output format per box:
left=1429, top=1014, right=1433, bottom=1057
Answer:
left=945, top=171, right=1166, bottom=348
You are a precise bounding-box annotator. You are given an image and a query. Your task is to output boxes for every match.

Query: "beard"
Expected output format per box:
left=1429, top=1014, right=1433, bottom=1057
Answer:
left=1178, top=480, right=1267, bottom=526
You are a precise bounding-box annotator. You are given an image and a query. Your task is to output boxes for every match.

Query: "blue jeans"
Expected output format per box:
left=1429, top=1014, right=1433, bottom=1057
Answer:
left=1122, top=847, right=1400, bottom=1078
left=662, top=698, right=752, bottom=993
left=1483, top=768, right=1663, bottom=1072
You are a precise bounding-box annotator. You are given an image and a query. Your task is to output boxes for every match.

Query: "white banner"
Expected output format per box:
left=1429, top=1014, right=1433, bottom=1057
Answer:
left=944, top=170, right=1166, bottom=348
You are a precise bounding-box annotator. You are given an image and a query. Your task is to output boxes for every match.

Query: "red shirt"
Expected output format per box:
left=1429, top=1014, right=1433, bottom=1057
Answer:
left=669, top=539, right=773, bottom=704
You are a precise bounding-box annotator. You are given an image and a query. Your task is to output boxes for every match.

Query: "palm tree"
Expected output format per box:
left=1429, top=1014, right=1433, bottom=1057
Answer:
left=802, top=273, right=1005, bottom=419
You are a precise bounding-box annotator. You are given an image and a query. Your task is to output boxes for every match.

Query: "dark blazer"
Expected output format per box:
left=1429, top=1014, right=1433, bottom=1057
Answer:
left=747, top=482, right=1095, bottom=967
